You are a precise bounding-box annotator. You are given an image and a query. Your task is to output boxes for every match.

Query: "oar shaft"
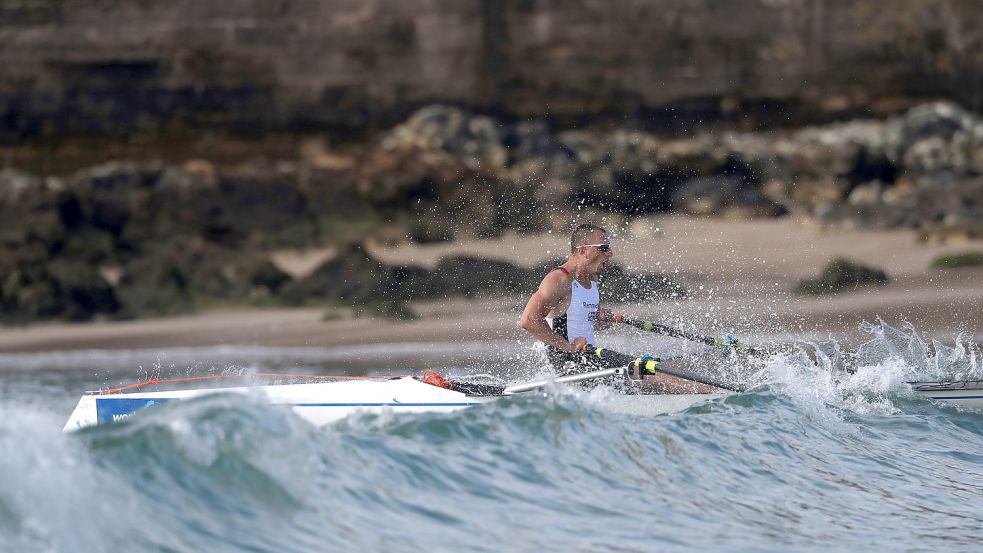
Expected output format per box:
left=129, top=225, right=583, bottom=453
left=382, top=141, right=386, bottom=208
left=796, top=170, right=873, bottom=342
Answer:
left=503, top=367, right=626, bottom=394
left=655, top=364, right=746, bottom=393
left=589, top=347, right=746, bottom=392
left=620, top=318, right=761, bottom=356
left=621, top=318, right=717, bottom=346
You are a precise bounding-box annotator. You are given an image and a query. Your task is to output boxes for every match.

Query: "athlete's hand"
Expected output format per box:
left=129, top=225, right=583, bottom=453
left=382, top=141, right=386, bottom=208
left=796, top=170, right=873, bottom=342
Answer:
left=567, top=336, right=588, bottom=353
left=595, top=308, right=615, bottom=330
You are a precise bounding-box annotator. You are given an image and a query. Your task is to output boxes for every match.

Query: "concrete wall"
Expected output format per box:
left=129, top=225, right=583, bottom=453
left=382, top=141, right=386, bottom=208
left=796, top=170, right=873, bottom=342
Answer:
left=1, top=0, right=981, bottom=138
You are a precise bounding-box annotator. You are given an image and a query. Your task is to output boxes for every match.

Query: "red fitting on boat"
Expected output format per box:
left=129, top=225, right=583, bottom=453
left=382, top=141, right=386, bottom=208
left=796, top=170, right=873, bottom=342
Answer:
left=422, top=369, right=452, bottom=389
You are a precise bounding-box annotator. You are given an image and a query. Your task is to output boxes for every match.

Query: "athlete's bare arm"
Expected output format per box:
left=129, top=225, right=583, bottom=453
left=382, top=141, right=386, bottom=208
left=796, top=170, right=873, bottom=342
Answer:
left=520, top=271, right=583, bottom=353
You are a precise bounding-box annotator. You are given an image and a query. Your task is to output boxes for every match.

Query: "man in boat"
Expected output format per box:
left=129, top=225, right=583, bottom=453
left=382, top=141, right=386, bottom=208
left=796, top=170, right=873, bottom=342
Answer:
left=519, top=223, right=715, bottom=393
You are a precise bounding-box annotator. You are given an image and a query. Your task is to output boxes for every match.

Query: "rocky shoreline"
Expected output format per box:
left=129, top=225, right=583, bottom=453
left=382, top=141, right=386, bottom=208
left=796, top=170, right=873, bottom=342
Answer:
left=2, top=102, right=982, bottom=324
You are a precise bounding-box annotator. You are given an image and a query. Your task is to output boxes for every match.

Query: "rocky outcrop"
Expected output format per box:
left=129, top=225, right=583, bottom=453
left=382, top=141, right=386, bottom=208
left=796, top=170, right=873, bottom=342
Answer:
left=2, top=101, right=982, bottom=323
left=384, top=103, right=981, bottom=237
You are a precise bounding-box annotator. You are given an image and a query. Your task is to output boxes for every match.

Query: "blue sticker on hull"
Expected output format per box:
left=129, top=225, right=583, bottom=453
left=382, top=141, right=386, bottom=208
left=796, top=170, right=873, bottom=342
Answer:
left=96, top=398, right=174, bottom=423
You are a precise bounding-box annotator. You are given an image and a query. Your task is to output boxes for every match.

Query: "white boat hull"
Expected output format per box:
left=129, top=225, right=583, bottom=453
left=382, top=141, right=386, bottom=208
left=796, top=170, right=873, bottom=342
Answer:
left=910, top=381, right=983, bottom=410
left=62, top=376, right=718, bottom=432
left=63, top=377, right=983, bottom=432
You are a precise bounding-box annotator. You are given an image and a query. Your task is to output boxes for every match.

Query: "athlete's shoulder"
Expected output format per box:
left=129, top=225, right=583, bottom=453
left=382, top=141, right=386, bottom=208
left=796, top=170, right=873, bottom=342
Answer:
left=544, top=266, right=571, bottom=282
left=539, top=267, right=572, bottom=290
left=552, top=266, right=571, bottom=277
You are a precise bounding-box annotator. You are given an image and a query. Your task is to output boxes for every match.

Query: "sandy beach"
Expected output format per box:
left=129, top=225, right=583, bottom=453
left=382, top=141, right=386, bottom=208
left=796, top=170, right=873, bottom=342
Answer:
left=2, top=215, right=981, bottom=353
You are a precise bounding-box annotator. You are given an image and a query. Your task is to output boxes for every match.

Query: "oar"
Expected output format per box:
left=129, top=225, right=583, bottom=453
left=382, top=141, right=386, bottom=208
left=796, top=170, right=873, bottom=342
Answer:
left=580, top=346, right=748, bottom=392
left=616, top=316, right=764, bottom=356
left=502, top=355, right=745, bottom=394
left=503, top=367, right=627, bottom=394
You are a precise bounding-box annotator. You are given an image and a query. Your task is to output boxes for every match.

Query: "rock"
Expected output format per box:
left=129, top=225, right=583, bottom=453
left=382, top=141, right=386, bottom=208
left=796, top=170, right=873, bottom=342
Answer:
left=0, top=254, right=118, bottom=323
left=931, top=251, right=983, bottom=268
left=279, top=243, right=392, bottom=306
left=793, top=258, right=889, bottom=295
left=214, top=161, right=310, bottom=246
left=158, top=162, right=219, bottom=193
left=249, top=260, right=292, bottom=293
left=503, top=120, right=574, bottom=163
left=432, top=256, right=534, bottom=298
left=351, top=299, right=417, bottom=321
left=406, top=215, right=456, bottom=243
left=388, top=264, right=441, bottom=299
left=57, top=161, right=166, bottom=240
left=68, top=161, right=165, bottom=192
left=357, top=145, right=514, bottom=240
left=0, top=168, right=44, bottom=206
left=847, top=181, right=883, bottom=206
left=884, top=101, right=983, bottom=175
left=671, top=174, right=784, bottom=217
left=382, top=105, right=507, bottom=170
left=113, top=240, right=292, bottom=317
left=46, top=260, right=120, bottom=321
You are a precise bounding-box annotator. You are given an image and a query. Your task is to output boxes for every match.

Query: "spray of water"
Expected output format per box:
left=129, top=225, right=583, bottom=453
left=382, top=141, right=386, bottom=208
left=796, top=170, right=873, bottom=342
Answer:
left=755, top=319, right=982, bottom=421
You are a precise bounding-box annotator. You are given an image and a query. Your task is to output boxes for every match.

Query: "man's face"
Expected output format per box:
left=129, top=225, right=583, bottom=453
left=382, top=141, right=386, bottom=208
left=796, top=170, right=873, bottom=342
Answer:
left=579, top=230, right=613, bottom=276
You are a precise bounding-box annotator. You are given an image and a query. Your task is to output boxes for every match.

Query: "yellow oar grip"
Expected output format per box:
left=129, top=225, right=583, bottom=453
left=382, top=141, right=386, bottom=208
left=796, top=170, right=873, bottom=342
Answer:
left=632, top=357, right=659, bottom=374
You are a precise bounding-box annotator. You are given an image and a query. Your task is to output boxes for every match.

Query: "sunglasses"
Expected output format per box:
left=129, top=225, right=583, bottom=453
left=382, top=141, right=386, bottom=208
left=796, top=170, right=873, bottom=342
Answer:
left=581, top=243, right=611, bottom=252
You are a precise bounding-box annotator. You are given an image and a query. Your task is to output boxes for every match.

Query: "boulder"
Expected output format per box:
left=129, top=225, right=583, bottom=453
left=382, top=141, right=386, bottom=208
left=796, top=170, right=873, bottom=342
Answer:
left=72, top=161, right=164, bottom=229
left=793, top=258, right=889, bottom=295
left=381, top=105, right=507, bottom=171
left=884, top=102, right=983, bottom=175
left=214, top=161, right=310, bottom=246
left=503, top=120, right=575, bottom=164
left=0, top=168, right=45, bottom=206
left=671, top=174, right=785, bottom=218
left=114, top=240, right=290, bottom=317
left=432, top=256, right=535, bottom=298
left=279, top=243, right=392, bottom=306
left=0, top=252, right=118, bottom=323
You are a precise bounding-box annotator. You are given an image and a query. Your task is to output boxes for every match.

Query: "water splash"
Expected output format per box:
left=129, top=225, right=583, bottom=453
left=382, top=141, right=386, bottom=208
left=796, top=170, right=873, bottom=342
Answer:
left=756, top=320, right=982, bottom=421
left=855, top=320, right=981, bottom=380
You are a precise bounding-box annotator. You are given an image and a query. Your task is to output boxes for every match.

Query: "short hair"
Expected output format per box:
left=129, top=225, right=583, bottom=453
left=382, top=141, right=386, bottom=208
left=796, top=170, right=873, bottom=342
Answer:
left=570, top=223, right=606, bottom=252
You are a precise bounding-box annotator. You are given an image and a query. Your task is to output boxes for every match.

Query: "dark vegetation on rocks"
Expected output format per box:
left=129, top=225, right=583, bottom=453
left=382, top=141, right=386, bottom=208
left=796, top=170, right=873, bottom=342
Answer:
left=931, top=252, right=983, bottom=269
left=793, top=259, right=890, bottom=296
left=2, top=101, right=981, bottom=323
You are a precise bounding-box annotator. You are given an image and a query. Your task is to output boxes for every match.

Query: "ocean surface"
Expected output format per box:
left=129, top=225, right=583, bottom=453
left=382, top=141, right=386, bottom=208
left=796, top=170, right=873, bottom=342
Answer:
left=1, top=321, right=981, bottom=552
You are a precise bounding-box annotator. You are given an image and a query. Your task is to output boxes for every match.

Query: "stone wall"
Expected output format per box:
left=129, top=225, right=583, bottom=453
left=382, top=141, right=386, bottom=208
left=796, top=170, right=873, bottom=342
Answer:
left=1, top=0, right=981, bottom=139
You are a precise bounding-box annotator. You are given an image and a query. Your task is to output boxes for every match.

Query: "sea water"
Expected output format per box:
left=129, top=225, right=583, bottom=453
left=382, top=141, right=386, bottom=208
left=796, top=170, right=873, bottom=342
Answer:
left=0, top=321, right=980, bottom=552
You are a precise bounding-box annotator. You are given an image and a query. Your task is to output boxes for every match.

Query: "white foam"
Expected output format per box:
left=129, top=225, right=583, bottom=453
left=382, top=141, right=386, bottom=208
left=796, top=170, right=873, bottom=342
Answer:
left=756, top=320, right=982, bottom=424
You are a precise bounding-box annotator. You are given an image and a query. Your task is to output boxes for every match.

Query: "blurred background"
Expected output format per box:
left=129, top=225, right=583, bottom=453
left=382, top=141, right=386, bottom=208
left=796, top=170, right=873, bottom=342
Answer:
left=1, top=0, right=981, bottom=347
left=5, top=6, right=983, bottom=552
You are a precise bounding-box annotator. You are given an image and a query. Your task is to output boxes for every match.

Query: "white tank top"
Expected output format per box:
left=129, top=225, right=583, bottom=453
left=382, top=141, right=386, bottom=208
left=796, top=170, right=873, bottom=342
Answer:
left=548, top=279, right=599, bottom=345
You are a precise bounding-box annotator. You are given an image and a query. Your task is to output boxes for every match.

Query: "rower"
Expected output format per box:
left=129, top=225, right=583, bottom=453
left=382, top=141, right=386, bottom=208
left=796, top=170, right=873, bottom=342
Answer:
left=519, top=223, right=715, bottom=393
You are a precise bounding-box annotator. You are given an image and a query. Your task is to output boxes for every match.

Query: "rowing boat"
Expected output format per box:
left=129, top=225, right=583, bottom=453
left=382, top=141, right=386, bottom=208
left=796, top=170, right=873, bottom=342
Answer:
left=62, top=368, right=717, bottom=432
left=909, top=380, right=983, bottom=409
left=62, top=370, right=983, bottom=432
